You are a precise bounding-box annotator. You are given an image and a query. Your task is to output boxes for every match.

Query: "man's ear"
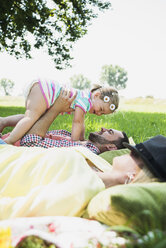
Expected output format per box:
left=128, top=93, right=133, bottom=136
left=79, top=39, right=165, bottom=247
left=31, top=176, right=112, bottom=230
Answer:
left=105, top=144, right=117, bottom=151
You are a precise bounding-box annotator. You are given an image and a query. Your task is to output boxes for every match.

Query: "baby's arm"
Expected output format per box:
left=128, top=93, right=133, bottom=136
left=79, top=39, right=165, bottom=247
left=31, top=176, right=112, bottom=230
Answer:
left=71, top=107, right=85, bottom=141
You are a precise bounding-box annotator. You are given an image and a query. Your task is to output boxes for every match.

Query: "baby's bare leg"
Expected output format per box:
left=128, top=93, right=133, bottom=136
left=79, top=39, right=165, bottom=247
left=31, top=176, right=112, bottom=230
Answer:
left=4, top=84, right=47, bottom=144
left=27, top=92, right=63, bottom=137
left=27, top=89, right=77, bottom=137
left=0, top=114, right=25, bottom=133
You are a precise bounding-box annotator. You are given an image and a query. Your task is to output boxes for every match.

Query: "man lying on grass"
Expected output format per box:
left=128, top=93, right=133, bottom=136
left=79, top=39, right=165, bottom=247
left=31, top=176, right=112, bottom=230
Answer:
left=0, top=90, right=129, bottom=154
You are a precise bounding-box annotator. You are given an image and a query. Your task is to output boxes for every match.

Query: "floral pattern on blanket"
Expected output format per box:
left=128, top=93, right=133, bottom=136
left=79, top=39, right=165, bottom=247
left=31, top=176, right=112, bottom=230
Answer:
left=0, top=216, right=126, bottom=248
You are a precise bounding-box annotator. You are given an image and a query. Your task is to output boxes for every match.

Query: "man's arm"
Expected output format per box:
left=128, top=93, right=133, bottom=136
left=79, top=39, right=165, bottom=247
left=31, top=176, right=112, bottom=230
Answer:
left=27, top=89, right=76, bottom=137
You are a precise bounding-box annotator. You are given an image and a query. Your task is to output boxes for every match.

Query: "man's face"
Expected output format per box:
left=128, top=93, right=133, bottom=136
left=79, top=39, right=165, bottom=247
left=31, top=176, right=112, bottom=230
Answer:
left=88, top=127, right=124, bottom=144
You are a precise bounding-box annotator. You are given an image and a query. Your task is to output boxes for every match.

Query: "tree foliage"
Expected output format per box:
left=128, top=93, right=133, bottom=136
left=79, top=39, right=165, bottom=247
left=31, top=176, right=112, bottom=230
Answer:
left=100, top=64, right=128, bottom=90
left=0, top=78, right=15, bottom=95
left=70, top=74, right=91, bottom=90
left=0, top=0, right=111, bottom=69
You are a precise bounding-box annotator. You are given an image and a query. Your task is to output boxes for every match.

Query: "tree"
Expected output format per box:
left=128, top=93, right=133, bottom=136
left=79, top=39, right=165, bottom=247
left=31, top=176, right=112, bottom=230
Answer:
left=0, top=78, right=15, bottom=96
left=70, top=74, right=91, bottom=90
left=100, top=64, right=128, bottom=90
left=0, top=0, right=111, bottom=69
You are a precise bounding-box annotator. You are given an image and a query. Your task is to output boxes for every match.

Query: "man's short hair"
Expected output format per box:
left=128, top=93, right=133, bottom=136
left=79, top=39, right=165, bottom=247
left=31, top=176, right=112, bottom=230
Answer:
left=114, top=131, right=129, bottom=149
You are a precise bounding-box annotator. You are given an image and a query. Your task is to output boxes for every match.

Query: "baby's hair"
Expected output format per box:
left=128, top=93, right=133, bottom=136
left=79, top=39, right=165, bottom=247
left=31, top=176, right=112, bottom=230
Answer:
left=91, top=84, right=119, bottom=112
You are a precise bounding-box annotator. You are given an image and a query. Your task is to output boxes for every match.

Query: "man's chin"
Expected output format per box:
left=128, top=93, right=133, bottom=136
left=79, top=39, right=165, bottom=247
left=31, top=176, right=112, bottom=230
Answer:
left=88, top=133, right=97, bottom=142
left=89, top=133, right=107, bottom=144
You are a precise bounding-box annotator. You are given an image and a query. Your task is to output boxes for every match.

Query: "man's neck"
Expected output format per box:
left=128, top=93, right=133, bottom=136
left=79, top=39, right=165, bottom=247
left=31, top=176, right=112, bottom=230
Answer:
left=76, top=140, right=101, bottom=154
left=87, top=140, right=101, bottom=154
left=78, top=140, right=89, bottom=145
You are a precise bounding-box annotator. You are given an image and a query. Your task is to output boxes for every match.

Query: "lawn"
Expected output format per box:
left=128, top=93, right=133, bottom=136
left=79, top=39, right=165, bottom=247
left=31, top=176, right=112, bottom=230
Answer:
left=0, top=96, right=166, bottom=143
left=0, top=96, right=166, bottom=247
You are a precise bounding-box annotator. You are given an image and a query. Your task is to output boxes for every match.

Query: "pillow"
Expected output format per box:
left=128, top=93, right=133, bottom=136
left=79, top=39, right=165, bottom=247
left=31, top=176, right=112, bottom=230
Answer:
left=99, top=149, right=130, bottom=165
left=86, top=182, right=166, bottom=232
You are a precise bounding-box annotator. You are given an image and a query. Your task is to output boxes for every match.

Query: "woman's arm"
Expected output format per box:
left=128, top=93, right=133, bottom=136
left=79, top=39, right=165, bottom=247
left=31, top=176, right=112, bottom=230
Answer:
left=71, top=107, right=85, bottom=141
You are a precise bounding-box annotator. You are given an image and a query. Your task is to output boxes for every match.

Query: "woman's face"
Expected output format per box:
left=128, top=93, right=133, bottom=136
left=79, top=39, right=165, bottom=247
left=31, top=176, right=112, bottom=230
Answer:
left=112, top=153, right=141, bottom=175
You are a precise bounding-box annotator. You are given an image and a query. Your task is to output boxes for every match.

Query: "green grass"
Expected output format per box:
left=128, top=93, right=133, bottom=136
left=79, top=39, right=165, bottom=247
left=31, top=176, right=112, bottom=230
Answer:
left=0, top=97, right=166, bottom=247
left=0, top=96, right=166, bottom=143
left=85, top=111, right=166, bottom=143
left=0, top=106, right=165, bottom=144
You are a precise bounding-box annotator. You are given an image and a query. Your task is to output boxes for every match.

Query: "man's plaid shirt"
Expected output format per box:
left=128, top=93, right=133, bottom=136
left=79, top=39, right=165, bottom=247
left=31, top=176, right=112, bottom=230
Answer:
left=20, top=130, right=100, bottom=154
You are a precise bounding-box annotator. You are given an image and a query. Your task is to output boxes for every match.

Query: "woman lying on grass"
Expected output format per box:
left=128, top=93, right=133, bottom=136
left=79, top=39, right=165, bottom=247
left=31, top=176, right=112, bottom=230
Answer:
left=97, top=134, right=166, bottom=188
left=0, top=133, right=165, bottom=219
left=0, top=90, right=165, bottom=218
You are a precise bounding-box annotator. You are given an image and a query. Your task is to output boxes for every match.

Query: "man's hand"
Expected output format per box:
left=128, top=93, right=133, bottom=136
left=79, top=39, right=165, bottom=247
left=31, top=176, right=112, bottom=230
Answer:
left=27, top=88, right=76, bottom=137
left=54, top=88, right=77, bottom=113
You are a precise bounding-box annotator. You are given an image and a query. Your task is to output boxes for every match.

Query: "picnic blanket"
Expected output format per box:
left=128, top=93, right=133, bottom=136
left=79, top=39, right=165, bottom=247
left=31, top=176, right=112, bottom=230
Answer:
left=0, top=216, right=126, bottom=248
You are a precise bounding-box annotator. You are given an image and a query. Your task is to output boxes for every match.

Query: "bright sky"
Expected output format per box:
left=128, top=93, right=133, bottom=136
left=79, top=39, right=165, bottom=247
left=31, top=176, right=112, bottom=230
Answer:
left=0, top=0, right=166, bottom=99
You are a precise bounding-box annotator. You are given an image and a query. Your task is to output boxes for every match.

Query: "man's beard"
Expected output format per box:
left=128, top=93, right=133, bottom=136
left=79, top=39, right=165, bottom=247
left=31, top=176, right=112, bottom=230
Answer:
left=88, top=133, right=111, bottom=144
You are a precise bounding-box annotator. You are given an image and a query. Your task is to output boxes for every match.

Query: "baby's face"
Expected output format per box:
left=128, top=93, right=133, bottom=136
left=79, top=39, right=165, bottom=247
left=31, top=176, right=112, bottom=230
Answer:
left=89, top=96, right=112, bottom=116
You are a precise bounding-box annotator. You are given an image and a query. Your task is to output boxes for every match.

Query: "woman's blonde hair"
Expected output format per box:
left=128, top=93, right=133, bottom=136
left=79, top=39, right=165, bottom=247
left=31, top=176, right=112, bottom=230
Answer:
left=130, top=152, right=160, bottom=184
left=132, top=166, right=159, bottom=183
left=91, top=84, right=119, bottom=113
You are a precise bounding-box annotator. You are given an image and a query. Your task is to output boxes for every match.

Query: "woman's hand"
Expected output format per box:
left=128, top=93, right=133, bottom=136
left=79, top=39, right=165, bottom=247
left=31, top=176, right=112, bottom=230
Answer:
left=54, top=88, right=77, bottom=113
